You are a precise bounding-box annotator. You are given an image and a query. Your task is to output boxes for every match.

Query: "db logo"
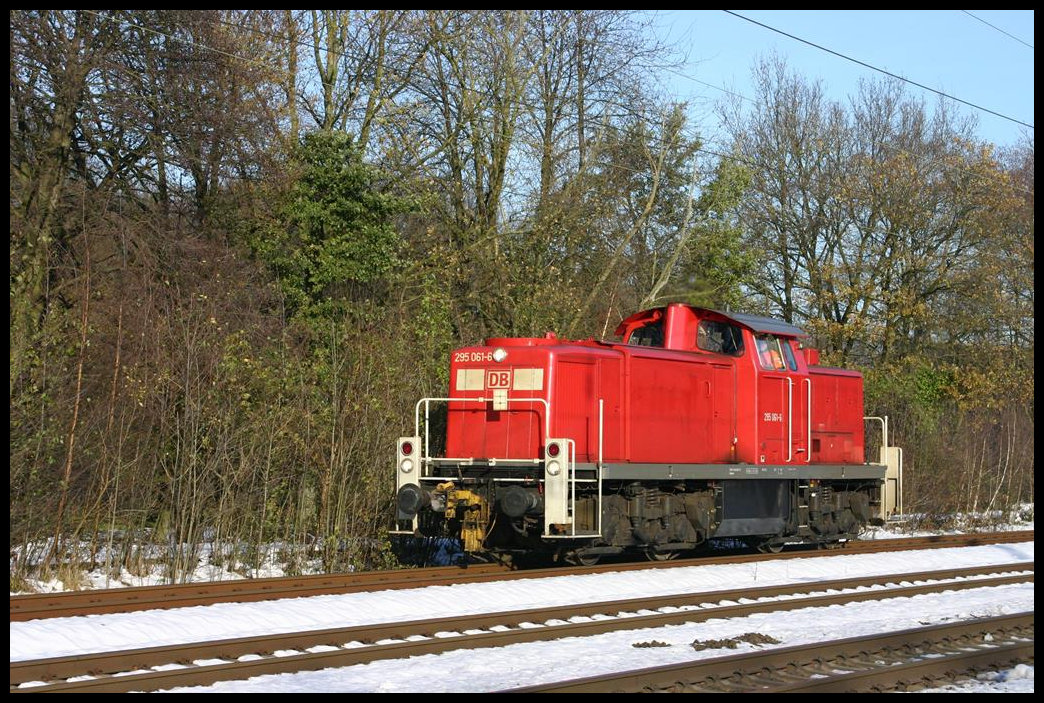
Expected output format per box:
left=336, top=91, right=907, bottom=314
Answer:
left=486, top=370, right=511, bottom=389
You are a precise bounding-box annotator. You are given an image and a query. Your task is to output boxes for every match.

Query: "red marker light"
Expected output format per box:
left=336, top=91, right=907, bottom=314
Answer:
left=401, top=441, right=414, bottom=456
left=546, top=443, right=560, bottom=458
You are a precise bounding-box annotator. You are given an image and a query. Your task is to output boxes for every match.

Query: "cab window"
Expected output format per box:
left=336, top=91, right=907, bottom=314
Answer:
left=781, top=339, right=799, bottom=371
left=628, top=319, right=664, bottom=347
left=755, top=334, right=787, bottom=371
left=697, top=320, right=744, bottom=357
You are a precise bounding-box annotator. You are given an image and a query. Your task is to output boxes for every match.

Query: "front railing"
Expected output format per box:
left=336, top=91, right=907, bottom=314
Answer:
left=395, top=396, right=603, bottom=542
left=864, top=415, right=903, bottom=521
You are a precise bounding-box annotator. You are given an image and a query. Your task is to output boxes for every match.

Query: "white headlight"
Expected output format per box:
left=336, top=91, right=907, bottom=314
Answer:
left=400, top=458, right=414, bottom=473
left=546, top=460, right=560, bottom=476
left=492, top=347, right=508, bottom=362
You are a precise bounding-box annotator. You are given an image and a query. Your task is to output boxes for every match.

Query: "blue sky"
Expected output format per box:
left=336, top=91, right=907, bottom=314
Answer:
left=652, top=10, right=1034, bottom=151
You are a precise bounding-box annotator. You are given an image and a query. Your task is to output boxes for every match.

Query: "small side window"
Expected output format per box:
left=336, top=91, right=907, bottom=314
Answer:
left=782, top=340, right=799, bottom=371
left=697, top=320, right=744, bottom=357
left=628, top=320, right=664, bottom=347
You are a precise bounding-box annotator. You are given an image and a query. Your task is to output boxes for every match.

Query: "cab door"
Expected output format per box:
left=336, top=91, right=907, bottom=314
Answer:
left=754, top=334, right=808, bottom=464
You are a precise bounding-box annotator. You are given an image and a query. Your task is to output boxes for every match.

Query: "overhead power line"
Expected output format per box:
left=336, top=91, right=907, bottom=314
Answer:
left=960, top=10, right=1034, bottom=50
left=42, top=11, right=1033, bottom=199
left=722, top=10, right=1034, bottom=131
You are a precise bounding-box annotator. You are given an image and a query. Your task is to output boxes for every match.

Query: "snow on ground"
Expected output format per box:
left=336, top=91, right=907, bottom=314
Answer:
left=10, top=541, right=1034, bottom=693
left=918, top=664, right=1034, bottom=694
left=10, top=507, right=1034, bottom=595
left=10, top=541, right=315, bottom=595
left=160, top=583, right=1035, bottom=694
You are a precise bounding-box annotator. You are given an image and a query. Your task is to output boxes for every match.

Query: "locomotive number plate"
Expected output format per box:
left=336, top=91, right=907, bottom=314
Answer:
left=454, top=351, right=494, bottom=363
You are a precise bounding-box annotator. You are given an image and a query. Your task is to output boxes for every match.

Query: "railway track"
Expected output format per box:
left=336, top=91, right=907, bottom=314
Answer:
left=8, top=562, right=509, bottom=621
left=10, top=529, right=1033, bottom=621
left=10, top=561, right=1033, bottom=693
left=507, top=613, right=1034, bottom=693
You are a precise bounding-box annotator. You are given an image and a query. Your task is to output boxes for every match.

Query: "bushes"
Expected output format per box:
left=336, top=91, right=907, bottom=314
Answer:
left=865, top=358, right=1033, bottom=517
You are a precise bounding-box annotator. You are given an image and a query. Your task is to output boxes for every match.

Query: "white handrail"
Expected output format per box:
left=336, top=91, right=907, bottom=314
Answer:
left=786, top=378, right=793, bottom=462
left=568, top=438, right=576, bottom=536
left=598, top=399, right=604, bottom=536
left=864, top=415, right=890, bottom=451
left=804, top=378, right=811, bottom=463
left=415, top=396, right=551, bottom=465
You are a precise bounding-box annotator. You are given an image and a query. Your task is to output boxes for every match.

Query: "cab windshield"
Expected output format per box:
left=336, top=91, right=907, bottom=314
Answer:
left=755, top=334, right=796, bottom=371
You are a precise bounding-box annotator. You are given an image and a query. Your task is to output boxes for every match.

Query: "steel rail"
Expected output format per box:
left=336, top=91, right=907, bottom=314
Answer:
left=508, top=612, right=1034, bottom=692
left=11, top=563, right=1033, bottom=693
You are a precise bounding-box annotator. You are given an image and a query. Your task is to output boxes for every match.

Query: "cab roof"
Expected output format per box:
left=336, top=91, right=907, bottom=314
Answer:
left=722, top=310, right=808, bottom=338
left=615, top=304, right=807, bottom=338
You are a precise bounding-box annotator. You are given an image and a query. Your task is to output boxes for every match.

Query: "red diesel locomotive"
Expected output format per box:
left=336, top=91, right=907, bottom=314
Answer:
left=393, top=303, right=902, bottom=563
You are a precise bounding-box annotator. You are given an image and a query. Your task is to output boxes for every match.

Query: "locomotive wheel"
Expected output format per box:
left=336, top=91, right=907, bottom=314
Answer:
left=645, top=547, right=680, bottom=562
left=563, top=549, right=600, bottom=566
left=756, top=540, right=785, bottom=554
